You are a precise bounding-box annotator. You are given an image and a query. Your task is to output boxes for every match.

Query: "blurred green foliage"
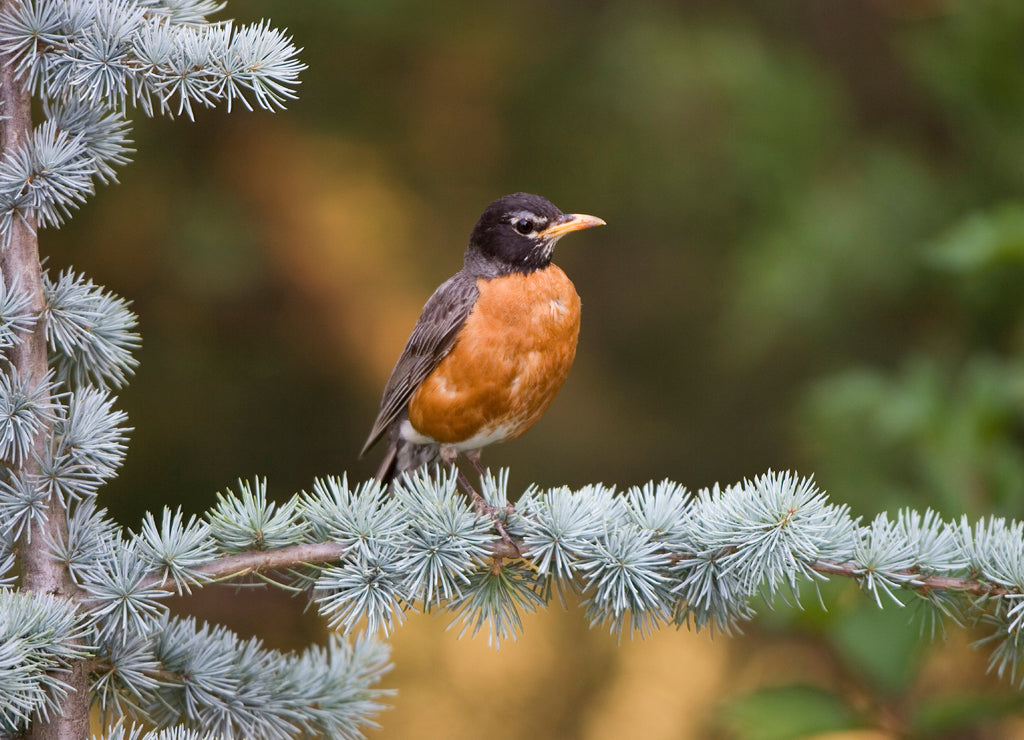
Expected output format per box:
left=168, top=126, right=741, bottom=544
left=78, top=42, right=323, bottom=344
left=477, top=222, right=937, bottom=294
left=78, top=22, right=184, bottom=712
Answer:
left=42, top=0, right=1024, bottom=736
left=719, top=685, right=859, bottom=740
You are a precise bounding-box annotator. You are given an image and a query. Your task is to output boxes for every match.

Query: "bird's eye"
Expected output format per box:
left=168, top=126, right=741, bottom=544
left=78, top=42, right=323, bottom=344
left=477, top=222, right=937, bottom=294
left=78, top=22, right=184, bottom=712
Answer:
left=514, top=218, right=534, bottom=235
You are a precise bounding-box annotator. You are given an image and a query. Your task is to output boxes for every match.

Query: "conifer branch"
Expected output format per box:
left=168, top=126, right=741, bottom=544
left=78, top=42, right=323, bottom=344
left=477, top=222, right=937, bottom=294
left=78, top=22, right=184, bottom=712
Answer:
left=0, top=2, right=315, bottom=736
left=140, top=540, right=349, bottom=590
left=1, top=0, right=53, bottom=586
left=1, top=3, right=89, bottom=738
left=137, top=510, right=1011, bottom=601
left=807, top=560, right=1007, bottom=597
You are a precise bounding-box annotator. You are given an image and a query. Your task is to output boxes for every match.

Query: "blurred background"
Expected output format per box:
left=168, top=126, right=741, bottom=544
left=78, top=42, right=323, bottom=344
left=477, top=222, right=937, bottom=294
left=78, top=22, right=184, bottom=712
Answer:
left=49, top=0, right=1024, bottom=737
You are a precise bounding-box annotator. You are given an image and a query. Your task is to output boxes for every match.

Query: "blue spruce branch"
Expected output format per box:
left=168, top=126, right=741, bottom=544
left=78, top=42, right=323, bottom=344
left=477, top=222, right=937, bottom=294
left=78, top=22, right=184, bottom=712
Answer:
left=111, top=472, right=1024, bottom=677
left=2, top=2, right=1024, bottom=739
left=0, top=1, right=306, bottom=737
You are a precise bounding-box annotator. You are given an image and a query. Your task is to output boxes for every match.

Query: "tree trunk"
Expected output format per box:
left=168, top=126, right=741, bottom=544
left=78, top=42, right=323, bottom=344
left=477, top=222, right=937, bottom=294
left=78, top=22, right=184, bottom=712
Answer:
left=1, top=2, right=89, bottom=737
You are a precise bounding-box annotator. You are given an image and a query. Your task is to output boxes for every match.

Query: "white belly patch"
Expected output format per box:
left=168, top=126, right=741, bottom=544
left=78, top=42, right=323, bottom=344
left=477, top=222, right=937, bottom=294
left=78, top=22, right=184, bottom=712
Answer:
left=400, top=418, right=516, bottom=451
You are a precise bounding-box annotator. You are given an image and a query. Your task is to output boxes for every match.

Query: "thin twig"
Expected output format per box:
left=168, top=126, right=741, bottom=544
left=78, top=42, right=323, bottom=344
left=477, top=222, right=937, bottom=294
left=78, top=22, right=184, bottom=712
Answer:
left=808, top=560, right=1008, bottom=597
left=141, top=541, right=349, bottom=592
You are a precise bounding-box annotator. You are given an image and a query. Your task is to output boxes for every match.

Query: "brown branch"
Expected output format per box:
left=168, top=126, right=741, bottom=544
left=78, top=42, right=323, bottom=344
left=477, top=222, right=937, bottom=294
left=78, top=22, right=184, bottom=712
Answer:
left=491, top=540, right=524, bottom=560
left=140, top=539, right=529, bottom=595
left=660, top=546, right=1010, bottom=599
left=808, top=560, right=1008, bottom=598
left=1, top=9, right=88, bottom=737
left=1, top=10, right=58, bottom=595
left=141, top=541, right=350, bottom=591
left=142, top=536, right=1010, bottom=604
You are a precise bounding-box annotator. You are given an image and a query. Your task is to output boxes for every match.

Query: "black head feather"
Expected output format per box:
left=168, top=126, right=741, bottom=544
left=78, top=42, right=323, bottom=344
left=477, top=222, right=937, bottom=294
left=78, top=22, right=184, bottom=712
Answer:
left=464, top=192, right=569, bottom=277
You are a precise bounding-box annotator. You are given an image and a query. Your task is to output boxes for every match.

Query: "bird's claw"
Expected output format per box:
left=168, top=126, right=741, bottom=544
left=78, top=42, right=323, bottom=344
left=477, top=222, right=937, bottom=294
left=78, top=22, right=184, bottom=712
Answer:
left=456, top=467, right=521, bottom=557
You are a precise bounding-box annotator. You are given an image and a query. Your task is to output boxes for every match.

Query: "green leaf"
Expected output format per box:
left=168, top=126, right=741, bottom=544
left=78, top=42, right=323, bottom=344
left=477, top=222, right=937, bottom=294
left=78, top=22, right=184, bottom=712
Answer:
left=911, top=692, right=1023, bottom=736
left=929, top=201, right=1024, bottom=271
left=828, top=602, right=922, bottom=692
left=720, top=685, right=857, bottom=740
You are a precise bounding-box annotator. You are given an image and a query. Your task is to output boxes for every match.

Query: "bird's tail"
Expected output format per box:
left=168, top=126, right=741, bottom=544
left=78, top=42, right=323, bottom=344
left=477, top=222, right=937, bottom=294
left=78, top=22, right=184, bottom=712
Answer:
left=374, top=432, right=440, bottom=485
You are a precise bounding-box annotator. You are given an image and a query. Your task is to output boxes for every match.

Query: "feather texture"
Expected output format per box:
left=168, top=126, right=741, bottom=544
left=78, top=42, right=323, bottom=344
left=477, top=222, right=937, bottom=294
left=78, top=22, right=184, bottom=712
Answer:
left=361, top=271, right=479, bottom=457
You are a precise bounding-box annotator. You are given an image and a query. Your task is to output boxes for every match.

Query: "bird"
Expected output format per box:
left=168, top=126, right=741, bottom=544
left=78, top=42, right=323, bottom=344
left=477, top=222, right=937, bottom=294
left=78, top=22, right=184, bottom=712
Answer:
left=361, top=192, right=605, bottom=486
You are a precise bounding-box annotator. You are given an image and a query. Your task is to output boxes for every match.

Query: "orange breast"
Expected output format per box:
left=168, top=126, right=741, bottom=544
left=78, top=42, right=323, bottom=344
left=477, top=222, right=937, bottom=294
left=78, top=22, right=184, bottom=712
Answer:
left=408, top=265, right=581, bottom=447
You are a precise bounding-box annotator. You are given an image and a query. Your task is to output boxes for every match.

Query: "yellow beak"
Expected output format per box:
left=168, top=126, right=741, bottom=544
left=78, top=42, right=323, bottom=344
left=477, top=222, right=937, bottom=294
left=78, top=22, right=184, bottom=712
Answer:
left=538, top=213, right=606, bottom=240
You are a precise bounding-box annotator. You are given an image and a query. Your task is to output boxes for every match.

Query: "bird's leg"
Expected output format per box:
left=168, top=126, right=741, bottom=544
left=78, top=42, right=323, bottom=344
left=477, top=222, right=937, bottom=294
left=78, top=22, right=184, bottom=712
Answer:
left=465, top=448, right=516, bottom=521
left=454, top=464, right=518, bottom=548
left=442, top=444, right=486, bottom=510
left=464, top=448, right=486, bottom=477
left=446, top=447, right=518, bottom=555
left=455, top=465, right=488, bottom=512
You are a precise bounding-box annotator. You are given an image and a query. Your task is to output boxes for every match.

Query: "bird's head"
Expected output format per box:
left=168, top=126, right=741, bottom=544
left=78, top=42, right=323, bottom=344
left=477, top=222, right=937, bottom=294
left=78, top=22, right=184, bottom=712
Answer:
left=465, top=192, right=605, bottom=276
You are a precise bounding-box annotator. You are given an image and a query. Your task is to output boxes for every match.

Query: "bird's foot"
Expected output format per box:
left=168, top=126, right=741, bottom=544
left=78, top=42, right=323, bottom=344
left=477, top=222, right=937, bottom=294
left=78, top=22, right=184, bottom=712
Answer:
left=455, top=466, right=521, bottom=557
left=489, top=515, right=520, bottom=557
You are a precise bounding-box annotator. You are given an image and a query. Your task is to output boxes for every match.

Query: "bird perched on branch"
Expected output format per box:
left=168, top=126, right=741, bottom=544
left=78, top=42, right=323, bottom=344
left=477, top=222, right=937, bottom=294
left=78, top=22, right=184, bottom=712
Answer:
left=362, top=192, right=605, bottom=486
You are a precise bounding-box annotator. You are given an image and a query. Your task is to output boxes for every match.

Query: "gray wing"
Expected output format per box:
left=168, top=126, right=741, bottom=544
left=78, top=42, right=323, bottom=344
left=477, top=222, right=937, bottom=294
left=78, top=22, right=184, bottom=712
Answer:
left=361, top=270, right=479, bottom=457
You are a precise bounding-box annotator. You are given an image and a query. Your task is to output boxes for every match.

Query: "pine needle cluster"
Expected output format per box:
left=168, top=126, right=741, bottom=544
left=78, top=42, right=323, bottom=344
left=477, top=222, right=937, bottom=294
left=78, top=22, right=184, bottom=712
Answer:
left=0, top=0, right=305, bottom=239
left=4, top=2, right=1024, bottom=739
left=11, top=466, right=1024, bottom=738
left=0, top=1, right=393, bottom=737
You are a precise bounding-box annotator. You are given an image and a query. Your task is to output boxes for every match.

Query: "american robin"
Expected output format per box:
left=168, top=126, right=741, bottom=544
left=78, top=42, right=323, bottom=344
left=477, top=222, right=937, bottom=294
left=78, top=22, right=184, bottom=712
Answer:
left=362, top=192, right=605, bottom=485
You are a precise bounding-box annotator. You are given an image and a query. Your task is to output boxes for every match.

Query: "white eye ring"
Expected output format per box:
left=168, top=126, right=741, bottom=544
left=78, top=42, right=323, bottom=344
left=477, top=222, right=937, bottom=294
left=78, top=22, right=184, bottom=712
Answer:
left=514, top=218, right=534, bottom=235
